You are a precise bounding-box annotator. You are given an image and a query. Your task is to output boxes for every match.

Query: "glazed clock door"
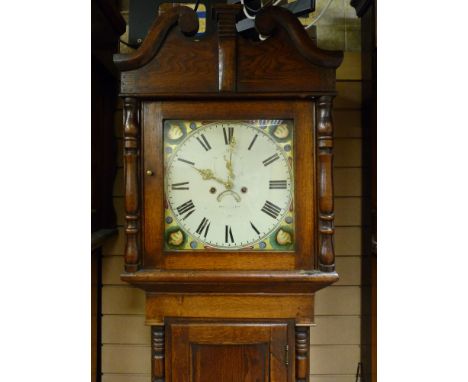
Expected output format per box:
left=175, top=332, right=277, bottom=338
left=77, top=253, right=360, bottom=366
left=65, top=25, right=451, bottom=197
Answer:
left=142, top=100, right=316, bottom=270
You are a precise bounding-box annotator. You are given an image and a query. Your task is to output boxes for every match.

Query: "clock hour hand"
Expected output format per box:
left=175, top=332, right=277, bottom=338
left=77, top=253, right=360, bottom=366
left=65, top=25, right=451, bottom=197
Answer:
left=193, top=167, right=232, bottom=189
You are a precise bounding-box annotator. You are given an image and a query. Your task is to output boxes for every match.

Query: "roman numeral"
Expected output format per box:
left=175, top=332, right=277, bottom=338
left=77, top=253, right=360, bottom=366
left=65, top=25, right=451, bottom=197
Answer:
left=223, top=127, right=234, bottom=145
left=178, top=158, right=195, bottom=166
left=171, top=181, right=190, bottom=190
left=261, top=200, right=282, bottom=219
left=196, top=134, right=211, bottom=151
left=195, top=217, right=210, bottom=238
left=250, top=221, right=260, bottom=235
left=269, top=180, right=287, bottom=189
left=248, top=134, right=258, bottom=150
left=225, top=225, right=234, bottom=243
left=176, top=200, right=195, bottom=220
left=263, top=153, right=280, bottom=166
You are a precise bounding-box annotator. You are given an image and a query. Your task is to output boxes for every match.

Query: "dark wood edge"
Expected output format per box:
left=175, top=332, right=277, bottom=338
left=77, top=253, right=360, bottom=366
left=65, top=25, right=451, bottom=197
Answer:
left=118, top=92, right=338, bottom=99
left=350, top=0, right=373, bottom=18
left=113, top=6, right=198, bottom=71
left=255, top=6, right=343, bottom=69
left=122, top=269, right=338, bottom=282
left=165, top=317, right=296, bottom=325
left=121, top=270, right=339, bottom=293
left=212, top=3, right=243, bottom=17
left=91, top=228, right=118, bottom=251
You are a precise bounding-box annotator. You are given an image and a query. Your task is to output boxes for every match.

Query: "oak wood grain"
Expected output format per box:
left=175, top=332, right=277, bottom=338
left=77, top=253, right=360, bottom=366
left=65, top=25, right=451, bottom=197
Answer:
left=146, top=294, right=315, bottom=325
left=101, top=285, right=361, bottom=316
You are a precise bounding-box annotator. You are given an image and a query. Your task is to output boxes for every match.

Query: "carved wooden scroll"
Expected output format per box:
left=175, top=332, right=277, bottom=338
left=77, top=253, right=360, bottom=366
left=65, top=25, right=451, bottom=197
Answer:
left=317, top=95, right=336, bottom=272
left=295, top=326, right=309, bottom=381
left=123, top=97, right=140, bottom=272
left=113, top=6, right=198, bottom=71
left=152, top=326, right=165, bottom=382
left=214, top=4, right=241, bottom=92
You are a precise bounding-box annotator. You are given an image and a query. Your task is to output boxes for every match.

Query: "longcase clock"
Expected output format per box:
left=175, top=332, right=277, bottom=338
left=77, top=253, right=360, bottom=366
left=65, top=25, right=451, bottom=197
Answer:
left=113, top=4, right=343, bottom=381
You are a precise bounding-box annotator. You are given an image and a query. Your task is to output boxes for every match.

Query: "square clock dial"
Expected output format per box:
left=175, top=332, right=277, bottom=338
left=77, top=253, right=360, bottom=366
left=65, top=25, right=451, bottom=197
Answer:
left=163, top=120, right=295, bottom=251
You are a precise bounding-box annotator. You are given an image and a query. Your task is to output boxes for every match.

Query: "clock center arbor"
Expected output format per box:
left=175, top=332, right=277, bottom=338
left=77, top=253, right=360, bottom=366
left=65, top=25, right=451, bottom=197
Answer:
left=114, top=4, right=343, bottom=382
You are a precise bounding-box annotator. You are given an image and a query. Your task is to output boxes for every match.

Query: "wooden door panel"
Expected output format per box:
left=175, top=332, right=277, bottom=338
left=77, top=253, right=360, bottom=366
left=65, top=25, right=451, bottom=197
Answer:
left=192, top=343, right=268, bottom=382
left=166, top=320, right=292, bottom=382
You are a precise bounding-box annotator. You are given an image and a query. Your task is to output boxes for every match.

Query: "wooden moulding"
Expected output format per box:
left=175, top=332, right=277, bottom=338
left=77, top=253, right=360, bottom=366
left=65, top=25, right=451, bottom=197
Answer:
left=123, top=97, right=140, bottom=272
left=316, top=95, right=336, bottom=272
left=145, top=294, right=315, bottom=326
left=121, top=269, right=339, bottom=294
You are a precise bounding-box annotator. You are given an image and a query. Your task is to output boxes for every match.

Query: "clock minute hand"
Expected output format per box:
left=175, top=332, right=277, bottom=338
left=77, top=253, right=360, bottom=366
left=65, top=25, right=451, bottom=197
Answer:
left=225, top=136, right=236, bottom=187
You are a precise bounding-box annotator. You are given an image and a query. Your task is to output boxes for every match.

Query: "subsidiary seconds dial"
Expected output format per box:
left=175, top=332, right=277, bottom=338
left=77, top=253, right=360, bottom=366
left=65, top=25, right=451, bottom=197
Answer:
left=165, top=121, right=293, bottom=250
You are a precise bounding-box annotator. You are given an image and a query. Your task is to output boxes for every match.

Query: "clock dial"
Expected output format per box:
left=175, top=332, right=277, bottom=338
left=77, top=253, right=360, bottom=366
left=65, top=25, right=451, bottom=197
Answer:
left=164, top=120, right=294, bottom=250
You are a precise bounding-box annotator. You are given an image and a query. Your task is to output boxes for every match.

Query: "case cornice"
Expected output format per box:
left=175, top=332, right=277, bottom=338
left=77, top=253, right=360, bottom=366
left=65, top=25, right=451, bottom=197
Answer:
left=113, top=5, right=343, bottom=95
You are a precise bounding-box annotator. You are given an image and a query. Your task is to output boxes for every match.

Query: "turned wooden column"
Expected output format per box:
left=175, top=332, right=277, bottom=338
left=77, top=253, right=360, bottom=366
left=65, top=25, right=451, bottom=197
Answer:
left=123, top=97, right=140, bottom=272
left=316, top=95, right=336, bottom=272
left=295, top=326, right=310, bottom=381
left=152, top=326, right=165, bottom=382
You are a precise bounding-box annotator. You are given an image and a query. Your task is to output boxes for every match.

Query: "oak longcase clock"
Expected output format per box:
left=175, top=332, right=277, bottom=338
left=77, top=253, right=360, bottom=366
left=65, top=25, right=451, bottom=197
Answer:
left=114, top=4, right=343, bottom=382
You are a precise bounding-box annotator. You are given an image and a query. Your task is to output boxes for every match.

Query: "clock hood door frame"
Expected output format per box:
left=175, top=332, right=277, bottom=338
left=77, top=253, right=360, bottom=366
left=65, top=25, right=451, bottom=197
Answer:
left=142, top=100, right=316, bottom=271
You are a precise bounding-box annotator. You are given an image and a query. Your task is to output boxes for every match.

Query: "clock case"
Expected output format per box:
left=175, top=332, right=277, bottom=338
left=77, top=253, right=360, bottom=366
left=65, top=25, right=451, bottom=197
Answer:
left=114, top=5, right=342, bottom=382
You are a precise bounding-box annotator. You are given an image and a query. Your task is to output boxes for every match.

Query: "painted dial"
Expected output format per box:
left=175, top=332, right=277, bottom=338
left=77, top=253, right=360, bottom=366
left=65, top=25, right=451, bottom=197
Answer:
left=165, top=121, right=293, bottom=249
